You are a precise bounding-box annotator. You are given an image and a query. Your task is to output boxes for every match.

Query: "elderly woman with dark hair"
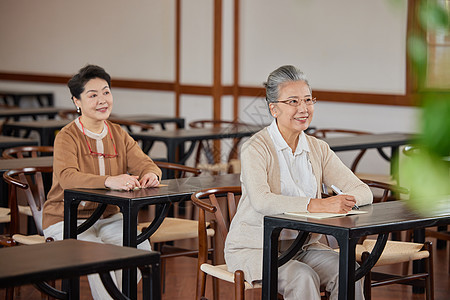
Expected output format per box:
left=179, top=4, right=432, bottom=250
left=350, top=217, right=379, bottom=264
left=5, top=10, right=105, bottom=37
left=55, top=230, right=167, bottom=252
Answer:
left=43, top=65, right=161, bottom=299
left=224, top=65, right=372, bottom=299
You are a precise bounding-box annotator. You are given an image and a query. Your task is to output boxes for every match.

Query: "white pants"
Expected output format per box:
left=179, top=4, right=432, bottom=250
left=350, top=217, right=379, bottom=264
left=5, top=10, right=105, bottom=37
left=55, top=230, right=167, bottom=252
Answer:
left=277, top=249, right=364, bottom=300
left=44, top=213, right=151, bottom=300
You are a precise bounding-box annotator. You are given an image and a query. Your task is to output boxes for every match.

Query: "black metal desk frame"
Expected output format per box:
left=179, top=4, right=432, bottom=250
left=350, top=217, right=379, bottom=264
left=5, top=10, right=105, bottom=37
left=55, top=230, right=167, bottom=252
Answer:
left=262, top=201, right=450, bottom=300
left=0, top=239, right=160, bottom=300
left=63, top=174, right=241, bottom=299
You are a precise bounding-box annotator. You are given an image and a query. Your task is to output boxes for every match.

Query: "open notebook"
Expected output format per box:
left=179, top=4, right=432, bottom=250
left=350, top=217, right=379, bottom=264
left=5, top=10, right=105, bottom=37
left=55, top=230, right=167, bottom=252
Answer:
left=284, top=210, right=368, bottom=219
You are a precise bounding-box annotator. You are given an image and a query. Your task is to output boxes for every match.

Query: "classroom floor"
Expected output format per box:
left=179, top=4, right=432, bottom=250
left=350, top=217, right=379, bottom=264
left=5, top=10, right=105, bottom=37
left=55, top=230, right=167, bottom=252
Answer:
left=1, top=234, right=448, bottom=300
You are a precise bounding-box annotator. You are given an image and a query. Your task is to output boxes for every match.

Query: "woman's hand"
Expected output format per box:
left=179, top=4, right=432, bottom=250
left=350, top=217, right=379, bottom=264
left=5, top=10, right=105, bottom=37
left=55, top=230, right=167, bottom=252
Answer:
left=139, top=172, right=159, bottom=188
left=307, top=195, right=357, bottom=214
left=105, top=174, right=141, bottom=191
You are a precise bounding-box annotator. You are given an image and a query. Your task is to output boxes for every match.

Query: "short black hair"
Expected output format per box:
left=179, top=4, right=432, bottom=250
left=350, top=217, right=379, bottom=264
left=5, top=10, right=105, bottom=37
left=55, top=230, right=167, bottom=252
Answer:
left=67, top=65, right=111, bottom=99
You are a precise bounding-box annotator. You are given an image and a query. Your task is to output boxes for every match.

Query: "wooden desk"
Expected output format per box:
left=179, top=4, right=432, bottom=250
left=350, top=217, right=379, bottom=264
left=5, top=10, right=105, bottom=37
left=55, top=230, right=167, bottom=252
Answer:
left=2, top=119, right=70, bottom=146
left=0, top=156, right=53, bottom=173
left=0, top=107, right=61, bottom=120
left=323, top=132, right=413, bottom=181
left=0, top=91, right=54, bottom=107
left=64, top=173, right=241, bottom=298
left=262, top=201, right=450, bottom=300
left=0, top=135, right=38, bottom=154
left=131, top=125, right=263, bottom=176
left=0, top=239, right=160, bottom=300
left=117, top=114, right=185, bottom=129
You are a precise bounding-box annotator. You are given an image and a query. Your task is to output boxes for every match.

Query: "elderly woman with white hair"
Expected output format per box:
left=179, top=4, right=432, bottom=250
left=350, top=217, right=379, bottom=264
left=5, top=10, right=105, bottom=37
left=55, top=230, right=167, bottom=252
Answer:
left=224, top=65, right=372, bottom=299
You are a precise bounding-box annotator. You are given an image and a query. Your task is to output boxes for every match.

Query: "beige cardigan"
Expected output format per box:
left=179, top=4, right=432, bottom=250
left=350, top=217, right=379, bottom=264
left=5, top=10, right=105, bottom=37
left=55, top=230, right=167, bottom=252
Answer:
left=43, top=120, right=161, bottom=230
left=224, top=127, right=373, bottom=283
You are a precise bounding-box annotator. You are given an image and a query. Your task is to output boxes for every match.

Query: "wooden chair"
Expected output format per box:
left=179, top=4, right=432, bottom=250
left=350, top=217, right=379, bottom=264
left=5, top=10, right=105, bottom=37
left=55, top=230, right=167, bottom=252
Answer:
left=0, top=207, right=11, bottom=234
left=344, top=179, right=434, bottom=300
left=2, top=145, right=54, bottom=159
left=1, top=146, right=54, bottom=222
left=191, top=186, right=244, bottom=300
left=188, top=120, right=251, bottom=174
left=1, top=166, right=54, bottom=243
left=192, top=186, right=299, bottom=300
left=309, top=128, right=395, bottom=184
left=0, top=167, right=54, bottom=300
left=137, top=162, right=216, bottom=294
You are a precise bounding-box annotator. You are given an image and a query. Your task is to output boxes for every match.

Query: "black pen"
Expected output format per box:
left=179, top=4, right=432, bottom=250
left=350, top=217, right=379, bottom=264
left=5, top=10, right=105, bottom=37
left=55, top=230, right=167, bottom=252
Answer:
left=330, top=185, right=360, bottom=210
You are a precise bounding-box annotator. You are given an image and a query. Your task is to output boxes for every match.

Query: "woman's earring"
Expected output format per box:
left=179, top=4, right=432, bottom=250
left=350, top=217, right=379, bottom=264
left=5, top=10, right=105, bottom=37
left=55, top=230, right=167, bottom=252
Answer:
left=76, top=106, right=81, bottom=114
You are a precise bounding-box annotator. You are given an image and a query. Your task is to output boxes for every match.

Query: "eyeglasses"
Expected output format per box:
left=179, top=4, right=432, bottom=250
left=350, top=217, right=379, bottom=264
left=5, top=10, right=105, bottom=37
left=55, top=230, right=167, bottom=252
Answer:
left=80, top=120, right=118, bottom=158
left=274, top=97, right=317, bottom=107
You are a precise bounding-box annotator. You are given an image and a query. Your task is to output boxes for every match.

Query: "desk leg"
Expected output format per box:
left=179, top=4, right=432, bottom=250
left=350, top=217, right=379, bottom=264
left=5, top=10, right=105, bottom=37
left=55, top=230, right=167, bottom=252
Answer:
left=390, top=145, right=404, bottom=241
left=336, top=234, right=358, bottom=300
left=166, top=141, right=177, bottom=178
left=43, top=128, right=56, bottom=146
left=63, top=199, right=80, bottom=240
left=63, top=198, right=81, bottom=299
left=121, top=206, right=139, bottom=299
left=413, top=228, right=426, bottom=294
left=262, top=223, right=281, bottom=300
left=390, top=146, right=399, bottom=184
left=140, top=262, right=161, bottom=300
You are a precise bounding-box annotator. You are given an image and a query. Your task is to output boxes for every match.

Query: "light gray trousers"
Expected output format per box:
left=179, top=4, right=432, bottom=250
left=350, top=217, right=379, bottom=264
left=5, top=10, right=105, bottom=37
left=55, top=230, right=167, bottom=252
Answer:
left=277, top=249, right=365, bottom=300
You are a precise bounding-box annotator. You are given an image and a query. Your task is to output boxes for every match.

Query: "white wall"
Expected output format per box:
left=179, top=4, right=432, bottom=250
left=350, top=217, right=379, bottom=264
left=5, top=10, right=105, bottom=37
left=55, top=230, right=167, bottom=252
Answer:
left=0, top=0, right=418, bottom=174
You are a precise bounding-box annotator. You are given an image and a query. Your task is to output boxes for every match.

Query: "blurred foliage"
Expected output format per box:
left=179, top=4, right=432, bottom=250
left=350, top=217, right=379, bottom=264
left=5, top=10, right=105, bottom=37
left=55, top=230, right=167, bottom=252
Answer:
left=400, top=0, right=450, bottom=215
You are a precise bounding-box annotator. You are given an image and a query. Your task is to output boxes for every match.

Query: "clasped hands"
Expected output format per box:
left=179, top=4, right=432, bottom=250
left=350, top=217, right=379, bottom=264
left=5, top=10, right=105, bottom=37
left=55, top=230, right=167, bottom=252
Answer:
left=104, top=173, right=159, bottom=191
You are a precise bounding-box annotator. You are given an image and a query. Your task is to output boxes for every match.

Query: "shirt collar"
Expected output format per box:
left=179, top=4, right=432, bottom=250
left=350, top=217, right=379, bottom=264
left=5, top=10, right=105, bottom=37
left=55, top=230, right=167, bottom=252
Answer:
left=267, top=119, right=310, bottom=155
left=75, top=117, right=108, bottom=140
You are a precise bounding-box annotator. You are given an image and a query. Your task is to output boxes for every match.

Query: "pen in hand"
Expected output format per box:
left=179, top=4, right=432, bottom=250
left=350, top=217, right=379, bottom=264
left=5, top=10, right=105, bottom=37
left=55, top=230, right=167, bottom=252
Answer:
left=330, top=185, right=360, bottom=210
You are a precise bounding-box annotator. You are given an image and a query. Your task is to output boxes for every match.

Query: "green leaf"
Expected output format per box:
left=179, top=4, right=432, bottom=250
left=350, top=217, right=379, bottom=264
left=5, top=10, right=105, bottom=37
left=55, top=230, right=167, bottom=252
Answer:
left=419, top=1, right=449, bottom=30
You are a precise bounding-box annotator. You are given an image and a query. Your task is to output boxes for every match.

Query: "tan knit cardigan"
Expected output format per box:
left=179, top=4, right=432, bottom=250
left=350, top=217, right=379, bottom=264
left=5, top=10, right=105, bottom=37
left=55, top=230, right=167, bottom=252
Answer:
left=224, top=127, right=373, bottom=283
left=43, top=120, right=161, bottom=230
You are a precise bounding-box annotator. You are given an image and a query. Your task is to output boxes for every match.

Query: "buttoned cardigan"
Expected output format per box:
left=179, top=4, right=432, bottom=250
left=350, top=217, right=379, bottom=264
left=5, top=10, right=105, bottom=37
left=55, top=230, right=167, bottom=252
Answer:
left=224, top=127, right=373, bottom=284
left=43, top=120, right=161, bottom=230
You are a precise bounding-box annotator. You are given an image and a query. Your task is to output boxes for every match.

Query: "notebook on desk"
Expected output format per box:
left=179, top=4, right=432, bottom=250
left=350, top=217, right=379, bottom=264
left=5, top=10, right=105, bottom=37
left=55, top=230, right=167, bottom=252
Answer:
left=284, top=210, right=368, bottom=219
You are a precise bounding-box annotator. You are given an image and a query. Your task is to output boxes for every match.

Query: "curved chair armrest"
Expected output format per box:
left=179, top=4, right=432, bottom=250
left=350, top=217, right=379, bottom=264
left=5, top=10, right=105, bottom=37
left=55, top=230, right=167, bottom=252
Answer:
left=155, top=161, right=201, bottom=176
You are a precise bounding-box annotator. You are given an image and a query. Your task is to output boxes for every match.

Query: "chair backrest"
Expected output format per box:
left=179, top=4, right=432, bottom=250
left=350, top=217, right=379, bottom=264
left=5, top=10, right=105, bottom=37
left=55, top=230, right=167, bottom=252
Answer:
left=2, top=146, right=54, bottom=159
left=154, top=161, right=201, bottom=179
left=309, top=128, right=372, bottom=172
left=191, top=186, right=242, bottom=263
left=360, top=178, right=409, bottom=203
left=2, top=166, right=53, bottom=236
left=189, top=120, right=251, bottom=171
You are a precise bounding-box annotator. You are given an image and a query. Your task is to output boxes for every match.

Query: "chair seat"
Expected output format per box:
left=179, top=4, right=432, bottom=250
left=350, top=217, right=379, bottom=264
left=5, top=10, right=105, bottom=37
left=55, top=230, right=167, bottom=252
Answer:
left=0, top=207, right=11, bottom=223
left=138, top=217, right=214, bottom=244
left=0, top=207, right=10, bottom=215
left=200, top=264, right=254, bottom=290
left=355, top=239, right=429, bottom=266
left=12, top=234, right=46, bottom=245
left=0, top=215, right=10, bottom=223
left=18, top=205, right=33, bottom=216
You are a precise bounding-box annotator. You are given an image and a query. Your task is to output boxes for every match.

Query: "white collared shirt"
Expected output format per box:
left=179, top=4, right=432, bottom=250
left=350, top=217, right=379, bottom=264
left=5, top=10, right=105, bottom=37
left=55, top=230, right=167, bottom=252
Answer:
left=267, top=119, right=317, bottom=200
left=267, top=120, right=317, bottom=240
